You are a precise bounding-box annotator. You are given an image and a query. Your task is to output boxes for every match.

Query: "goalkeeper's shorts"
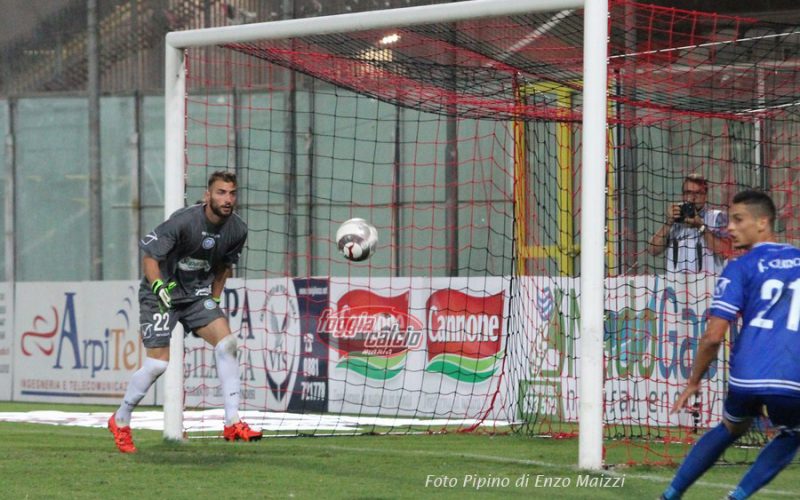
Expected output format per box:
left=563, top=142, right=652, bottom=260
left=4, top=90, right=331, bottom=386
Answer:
left=139, top=295, right=226, bottom=348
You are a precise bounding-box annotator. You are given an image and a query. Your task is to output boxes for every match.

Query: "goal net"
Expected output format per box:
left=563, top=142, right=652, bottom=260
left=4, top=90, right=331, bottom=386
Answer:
left=164, top=0, right=800, bottom=465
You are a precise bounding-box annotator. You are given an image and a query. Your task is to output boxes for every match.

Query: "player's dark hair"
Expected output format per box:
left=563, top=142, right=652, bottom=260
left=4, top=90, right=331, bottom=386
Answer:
left=207, top=170, right=237, bottom=189
left=683, top=173, right=708, bottom=193
left=732, top=189, right=776, bottom=226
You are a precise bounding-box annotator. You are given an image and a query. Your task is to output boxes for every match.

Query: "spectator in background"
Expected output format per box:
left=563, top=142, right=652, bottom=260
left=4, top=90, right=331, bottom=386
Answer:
left=647, top=173, right=732, bottom=273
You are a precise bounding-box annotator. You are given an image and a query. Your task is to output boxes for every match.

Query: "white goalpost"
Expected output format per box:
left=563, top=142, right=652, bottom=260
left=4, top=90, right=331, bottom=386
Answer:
left=163, top=0, right=608, bottom=470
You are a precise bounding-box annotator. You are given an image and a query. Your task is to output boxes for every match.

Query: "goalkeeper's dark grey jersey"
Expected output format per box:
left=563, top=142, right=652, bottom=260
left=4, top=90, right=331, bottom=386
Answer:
left=138, top=204, right=247, bottom=304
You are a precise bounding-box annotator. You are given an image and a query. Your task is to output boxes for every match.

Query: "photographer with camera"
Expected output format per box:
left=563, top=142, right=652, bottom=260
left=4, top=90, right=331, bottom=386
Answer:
left=647, top=173, right=732, bottom=274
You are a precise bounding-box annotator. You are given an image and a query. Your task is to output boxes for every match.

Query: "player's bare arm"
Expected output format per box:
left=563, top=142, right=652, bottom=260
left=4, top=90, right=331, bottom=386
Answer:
left=681, top=210, right=733, bottom=258
left=211, top=263, right=233, bottom=301
left=646, top=205, right=677, bottom=256
left=706, top=232, right=732, bottom=258
left=671, top=316, right=728, bottom=414
left=142, top=254, right=163, bottom=285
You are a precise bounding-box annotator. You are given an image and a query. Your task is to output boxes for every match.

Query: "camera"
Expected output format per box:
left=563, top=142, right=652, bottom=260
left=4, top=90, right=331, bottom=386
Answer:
left=675, top=202, right=697, bottom=223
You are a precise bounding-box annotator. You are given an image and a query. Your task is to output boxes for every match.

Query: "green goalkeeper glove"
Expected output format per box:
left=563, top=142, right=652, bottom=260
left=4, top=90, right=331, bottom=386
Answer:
left=152, top=279, right=177, bottom=312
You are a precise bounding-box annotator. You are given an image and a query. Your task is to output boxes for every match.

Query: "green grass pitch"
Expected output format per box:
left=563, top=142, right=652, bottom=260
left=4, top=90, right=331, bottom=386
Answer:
left=0, top=402, right=797, bottom=499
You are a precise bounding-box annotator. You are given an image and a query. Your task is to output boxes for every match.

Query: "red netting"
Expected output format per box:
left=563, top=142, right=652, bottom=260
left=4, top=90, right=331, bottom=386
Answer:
left=179, top=0, right=800, bottom=465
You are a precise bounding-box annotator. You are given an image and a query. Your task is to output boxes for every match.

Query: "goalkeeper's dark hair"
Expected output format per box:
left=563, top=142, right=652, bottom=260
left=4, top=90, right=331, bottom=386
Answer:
left=208, top=170, right=237, bottom=189
left=732, top=189, right=776, bottom=227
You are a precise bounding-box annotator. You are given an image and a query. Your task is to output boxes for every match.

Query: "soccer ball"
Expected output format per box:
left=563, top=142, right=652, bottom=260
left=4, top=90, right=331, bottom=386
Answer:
left=336, top=218, right=378, bottom=262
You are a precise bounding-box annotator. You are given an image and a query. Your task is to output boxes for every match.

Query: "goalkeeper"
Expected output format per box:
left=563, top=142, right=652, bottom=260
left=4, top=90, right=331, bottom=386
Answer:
left=108, top=170, right=261, bottom=453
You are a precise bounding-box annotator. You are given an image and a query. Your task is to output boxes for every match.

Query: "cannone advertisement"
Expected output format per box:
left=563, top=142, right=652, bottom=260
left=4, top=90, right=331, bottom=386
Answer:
left=325, top=277, right=514, bottom=421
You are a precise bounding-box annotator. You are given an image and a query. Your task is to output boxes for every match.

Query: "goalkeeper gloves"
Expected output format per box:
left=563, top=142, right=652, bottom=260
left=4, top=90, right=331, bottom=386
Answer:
left=152, top=279, right=177, bottom=312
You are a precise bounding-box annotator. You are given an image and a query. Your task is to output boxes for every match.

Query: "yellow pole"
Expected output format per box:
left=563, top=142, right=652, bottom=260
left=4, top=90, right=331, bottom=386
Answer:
left=513, top=81, right=529, bottom=276
left=606, top=127, right=616, bottom=274
left=513, top=81, right=579, bottom=276
left=555, top=90, right=573, bottom=275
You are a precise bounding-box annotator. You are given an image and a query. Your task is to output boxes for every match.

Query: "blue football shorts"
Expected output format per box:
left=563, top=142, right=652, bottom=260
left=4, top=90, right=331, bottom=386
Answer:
left=724, top=390, right=800, bottom=431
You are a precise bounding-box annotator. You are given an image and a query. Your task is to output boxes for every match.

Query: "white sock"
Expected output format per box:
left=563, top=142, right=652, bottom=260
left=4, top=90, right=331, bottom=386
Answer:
left=215, top=335, right=241, bottom=426
left=116, top=357, right=168, bottom=427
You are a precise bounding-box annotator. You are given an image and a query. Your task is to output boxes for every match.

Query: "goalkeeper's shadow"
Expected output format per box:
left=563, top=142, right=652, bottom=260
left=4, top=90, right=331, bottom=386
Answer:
left=131, top=439, right=265, bottom=466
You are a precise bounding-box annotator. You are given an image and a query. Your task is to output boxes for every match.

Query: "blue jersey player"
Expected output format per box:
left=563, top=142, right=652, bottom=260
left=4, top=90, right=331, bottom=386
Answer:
left=662, top=190, right=800, bottom=499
